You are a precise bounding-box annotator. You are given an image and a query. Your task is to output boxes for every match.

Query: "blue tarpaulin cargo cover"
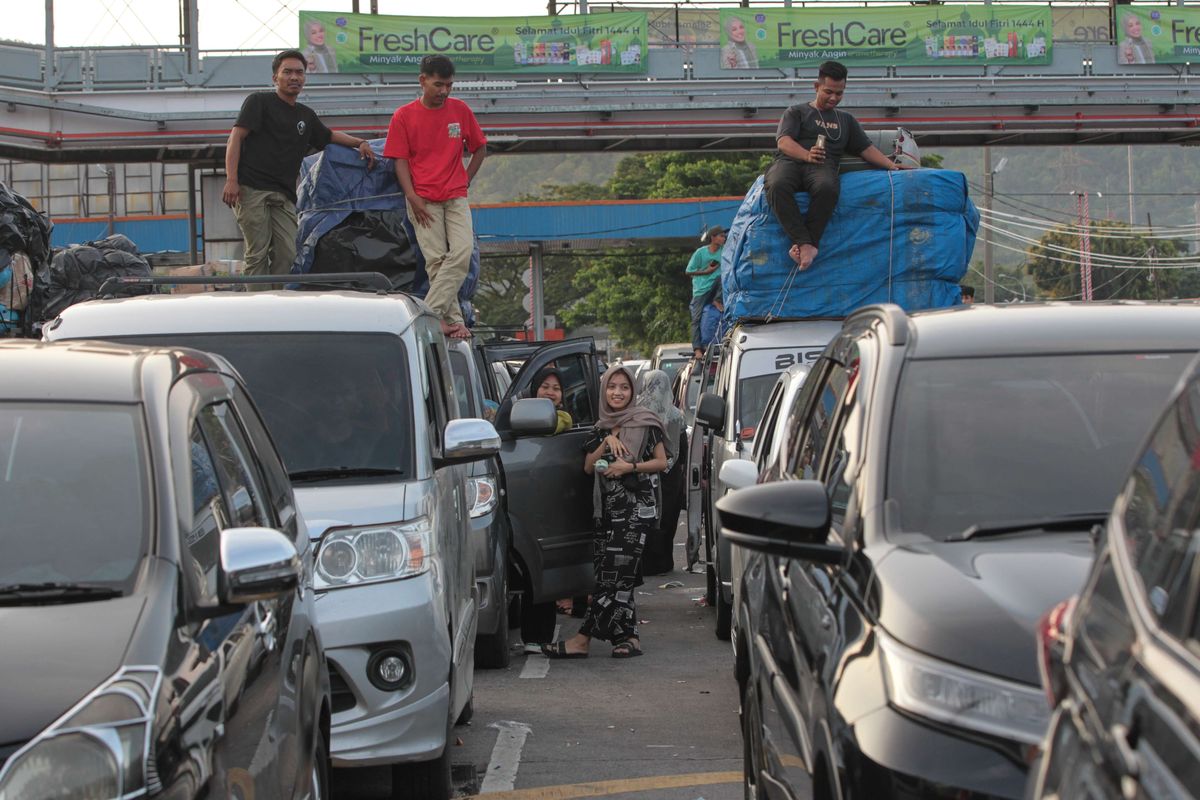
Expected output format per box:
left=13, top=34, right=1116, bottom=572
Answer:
left=293, top=139, right=479, bottom=320
left=722, top=169, right=978, bottom=321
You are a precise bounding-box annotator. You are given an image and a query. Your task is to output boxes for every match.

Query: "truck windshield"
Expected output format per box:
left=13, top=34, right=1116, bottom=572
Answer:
left=0, top=403, right=148, bottom=594
left=120, top=332, right=413, bottom=480
left=887, top=352, right=1186, bottom=540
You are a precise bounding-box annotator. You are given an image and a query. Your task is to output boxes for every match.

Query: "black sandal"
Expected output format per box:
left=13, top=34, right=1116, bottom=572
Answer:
left=541, top=641, right=588, bottom=659
left=611, top=641, right=644, bottom=659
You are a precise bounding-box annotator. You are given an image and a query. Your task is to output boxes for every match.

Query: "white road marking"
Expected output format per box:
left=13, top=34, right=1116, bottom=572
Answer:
left=480, top=720, right=532, bottom=793
left=519, top=623, right=559, bottom=680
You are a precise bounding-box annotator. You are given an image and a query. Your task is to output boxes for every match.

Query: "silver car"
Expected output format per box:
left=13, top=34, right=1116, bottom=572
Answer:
left=47, top=288, right=499, bottom=798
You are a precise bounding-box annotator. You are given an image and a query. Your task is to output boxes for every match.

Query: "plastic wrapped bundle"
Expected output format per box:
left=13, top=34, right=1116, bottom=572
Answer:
left=722, top=169, right=978, bottom=321
left=33, top=237, right=153, bottom=321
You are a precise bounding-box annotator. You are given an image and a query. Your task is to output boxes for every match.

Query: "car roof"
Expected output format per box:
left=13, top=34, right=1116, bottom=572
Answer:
left=49, top=290, right=428, bottom=339
left=0, top=339, right=223, bottom=403
left=730, top=318, right=845, bottom=349
left=899, top=302, right=1200, bottom=359
left=654, top=343, right=692, bottom=357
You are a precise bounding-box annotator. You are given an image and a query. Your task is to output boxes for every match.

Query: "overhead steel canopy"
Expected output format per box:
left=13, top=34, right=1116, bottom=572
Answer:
left=0, top=40, right=1196, bottom=163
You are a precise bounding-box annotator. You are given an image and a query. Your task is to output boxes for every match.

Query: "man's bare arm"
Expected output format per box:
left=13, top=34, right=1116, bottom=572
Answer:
left=329, top=131, right=377, bottom=168
left=222, top=126, right=249, bottom=207
left=861, top=145, right=906, bottom=171
left=394, top=159, right=432, bottom=227
left=465, top=145, right=488, bottom=184
left=777, top=135, right=815, bottom=163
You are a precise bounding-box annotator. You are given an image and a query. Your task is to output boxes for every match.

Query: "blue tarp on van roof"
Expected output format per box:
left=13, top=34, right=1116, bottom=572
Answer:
left=722, top=169, right=978, bottom=321
left=293, top=139, right=479, bottom=320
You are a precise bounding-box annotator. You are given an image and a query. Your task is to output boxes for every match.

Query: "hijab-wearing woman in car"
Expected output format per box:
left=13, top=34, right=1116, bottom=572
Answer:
left=519, top=366, right=576, bottom=654
left=542, top=364, right=667, bottom=659
left=637, top=369, right=687, bottom=575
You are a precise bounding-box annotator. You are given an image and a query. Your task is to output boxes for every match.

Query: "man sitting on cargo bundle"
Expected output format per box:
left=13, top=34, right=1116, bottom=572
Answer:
left=765, top=60, right=904, bottom=272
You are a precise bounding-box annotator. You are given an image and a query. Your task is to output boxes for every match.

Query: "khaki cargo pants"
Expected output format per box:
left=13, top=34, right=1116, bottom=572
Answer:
left=234, top=186, right=297, bottom=288
left=407, top=196, right=472, bottom=326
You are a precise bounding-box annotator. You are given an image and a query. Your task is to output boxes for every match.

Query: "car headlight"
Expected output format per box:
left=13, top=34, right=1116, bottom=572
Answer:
left=468, top=476, right=498, bottom=519
left=314, top=517, right=432, bottom=589
left=0, top=667, right=161, bottom=800
left=878, top=631, right=1049, bottom=745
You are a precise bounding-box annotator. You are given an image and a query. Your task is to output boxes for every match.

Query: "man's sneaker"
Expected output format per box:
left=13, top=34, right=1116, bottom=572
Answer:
left=523, top=643, right=543, bottom=655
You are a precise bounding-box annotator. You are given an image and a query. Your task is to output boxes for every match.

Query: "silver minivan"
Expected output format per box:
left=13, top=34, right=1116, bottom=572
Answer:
left=47, top=287, right=498, bottom=798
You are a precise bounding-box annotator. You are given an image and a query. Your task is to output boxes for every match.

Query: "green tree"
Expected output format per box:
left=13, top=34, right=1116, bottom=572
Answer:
left=920, top=152, right=944, bottom=169
left=1026, top=220, right=1198, bottom=300
left=473, top=252, right=586, bottom=329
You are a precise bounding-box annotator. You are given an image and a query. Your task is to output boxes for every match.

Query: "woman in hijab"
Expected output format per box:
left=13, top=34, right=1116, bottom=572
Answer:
left=519, top=367, right=575, bottom=653
left=637, top=369, right=687, bottom=576
left=721, top=16, right=759, bottom=69
left=542, top=365, right=667, bottom=659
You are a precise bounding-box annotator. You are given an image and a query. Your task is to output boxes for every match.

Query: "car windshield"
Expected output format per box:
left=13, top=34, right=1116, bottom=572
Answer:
left=118, top=332, right=413, bottom=480
left=0, top=403, right=148, bottom=593
left=737, top=373, right=782, bottom=440
left=887, top=353, right=1187, bottom=540
left=658, top=357, right=690, bottom=381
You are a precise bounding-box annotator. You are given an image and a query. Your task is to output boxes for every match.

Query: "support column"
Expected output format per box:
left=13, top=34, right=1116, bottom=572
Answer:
left=530, top=242, right=545, bottom=340
left=44, top=0, right=54, bottom=89
left=187, top=165, right=199, bottom=264
left=983, top=145, right=995, bottom=304
left=181, top=0, right=200, bottom=77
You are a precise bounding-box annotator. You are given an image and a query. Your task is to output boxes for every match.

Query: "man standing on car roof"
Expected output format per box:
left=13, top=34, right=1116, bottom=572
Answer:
left=765, top=60, right=906, bottom=272
left=384, top=55, right=487, bottom=339
left=222, top=49, right=375, bottom=284
left=685, top=225, right=726, bottom=360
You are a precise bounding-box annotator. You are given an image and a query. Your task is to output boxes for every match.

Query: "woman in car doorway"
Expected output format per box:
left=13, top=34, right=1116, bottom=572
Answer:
left=542, top=364, right=667, bottom=659
left=520, top=367, right=574, bottom=654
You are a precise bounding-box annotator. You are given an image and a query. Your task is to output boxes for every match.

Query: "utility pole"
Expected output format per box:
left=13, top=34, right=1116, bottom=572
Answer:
left=1147, top=212, right=1161, bottom=301
left=1127, top=144, right=1135, bottom=225
left=1075, top=191, right=1093, bottom=301
left=983, top=146, right=994, bottom=304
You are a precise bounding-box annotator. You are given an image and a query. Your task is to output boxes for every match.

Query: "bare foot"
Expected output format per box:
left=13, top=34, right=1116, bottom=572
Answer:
left=564, top=633, right=590, bottom=655
left=441, top=321, right=472, bottom=339
left=693, top=348, right=704, bottom=360
left=798, top=244, right=818, bottom=271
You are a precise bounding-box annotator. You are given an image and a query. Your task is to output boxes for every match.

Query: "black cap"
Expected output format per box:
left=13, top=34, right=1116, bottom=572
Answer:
left=703, top=225, right=726, bottom=243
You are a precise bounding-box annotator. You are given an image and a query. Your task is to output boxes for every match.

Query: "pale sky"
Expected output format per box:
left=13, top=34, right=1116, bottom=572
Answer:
left=11, top=0, right=555, bottom=50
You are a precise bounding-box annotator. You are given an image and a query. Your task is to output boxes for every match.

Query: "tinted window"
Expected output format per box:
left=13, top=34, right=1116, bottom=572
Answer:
left=199, top=403, right=272, bottom=529
left=231, top=385, right=298, bottom=541
left=737, top=373, right=782, bottom=440
left=188, top=423, right=226, bottom=604
left=549, top=354, right=594, bottom=426
left=888, top=353, right=1186, bottom=540
left=0, top=403, right=148, bottom=591
left=448, top=349, right=479, bottom=417
left=791, top=361, right=852, bottom=482
left=117, top=333, right=412, bottom=479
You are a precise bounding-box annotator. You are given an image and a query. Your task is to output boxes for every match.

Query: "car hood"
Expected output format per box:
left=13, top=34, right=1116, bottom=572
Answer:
left=0, top=594, right=145, bottom=744
left=296, top=482, right=414, bottom=541
left=873, top=533, right=1095, bottom=685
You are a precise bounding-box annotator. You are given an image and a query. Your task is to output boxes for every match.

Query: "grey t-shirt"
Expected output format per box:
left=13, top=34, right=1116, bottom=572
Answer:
left=775, top=103, right=872, bottom=166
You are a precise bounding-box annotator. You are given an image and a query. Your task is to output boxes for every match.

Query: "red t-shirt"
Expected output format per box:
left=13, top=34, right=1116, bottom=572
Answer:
left=383, top=97, right=486, bottom=203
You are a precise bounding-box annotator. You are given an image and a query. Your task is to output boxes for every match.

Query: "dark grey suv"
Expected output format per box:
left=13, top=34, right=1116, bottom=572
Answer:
left=0, top=340, right=329, bottom=799
left=719, top=302, right=1200, bottom=800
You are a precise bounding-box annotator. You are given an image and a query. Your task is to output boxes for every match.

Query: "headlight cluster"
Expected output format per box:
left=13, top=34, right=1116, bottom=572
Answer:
left=467, top=476, right=499, bottom=519
left=878, top=632, right=1049, bottom=745
left=0, top=667, right=160, bottom=800
left=315, top=516, right=432, bottom=589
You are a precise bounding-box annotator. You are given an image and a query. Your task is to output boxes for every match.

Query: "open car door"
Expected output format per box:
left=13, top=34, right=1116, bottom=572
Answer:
left=485, top=338, right=600, bottom=604
left=686, top=347, right=718, bottom=570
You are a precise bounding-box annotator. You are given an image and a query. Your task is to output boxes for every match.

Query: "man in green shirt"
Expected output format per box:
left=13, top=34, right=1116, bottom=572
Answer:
left=685, top=225, right=726, bottom=359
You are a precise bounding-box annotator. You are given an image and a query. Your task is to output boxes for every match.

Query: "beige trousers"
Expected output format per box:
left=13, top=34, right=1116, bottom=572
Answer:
left=407, top=196, right=473, bottom=326
left=234, top=186, right=297, bottom=289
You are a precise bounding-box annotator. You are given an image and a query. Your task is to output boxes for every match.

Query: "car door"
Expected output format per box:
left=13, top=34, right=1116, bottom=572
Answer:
left=686, top=347, right=718, bottom=567
left=487, top=338, right=600, bottom=603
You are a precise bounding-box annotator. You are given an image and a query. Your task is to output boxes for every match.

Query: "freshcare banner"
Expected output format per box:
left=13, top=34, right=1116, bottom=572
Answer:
left=1114, top=6, right=1200, bottom=65
left=298, top=10, right=648, bottom=73
left=718, top=5, right=1052, bottom=69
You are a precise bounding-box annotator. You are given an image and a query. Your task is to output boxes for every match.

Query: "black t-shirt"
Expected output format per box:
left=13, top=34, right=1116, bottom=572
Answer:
left=234, top=92, right=332, bottom=202
left=774, top=103, right=872, bottom=166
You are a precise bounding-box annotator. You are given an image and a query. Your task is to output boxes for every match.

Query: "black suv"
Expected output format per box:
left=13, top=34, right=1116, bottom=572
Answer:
left=718, top=302, right=1200, bottom=800
left=0, top=341, right=329, bottom=799
left=1031, top=352, right=1200, bottom=799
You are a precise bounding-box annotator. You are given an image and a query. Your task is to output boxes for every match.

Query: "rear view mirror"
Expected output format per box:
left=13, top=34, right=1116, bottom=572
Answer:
left=510, top=397, right=558, bottom=436
left=219, top=527, right=301, bottom=605
left=716, top=482, right=841, bottom=564
left=440, top=418, right=501, bottom=465
left=719, top=459, right=758, bottom=491
left=696, top=393, right=725, bottom=430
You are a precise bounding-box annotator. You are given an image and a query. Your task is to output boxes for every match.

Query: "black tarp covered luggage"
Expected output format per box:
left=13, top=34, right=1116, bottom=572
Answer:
left=32, top=234, right=153, bottom=321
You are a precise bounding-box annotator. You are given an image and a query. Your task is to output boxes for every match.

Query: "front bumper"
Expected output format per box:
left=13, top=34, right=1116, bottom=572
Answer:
left=315, top=573, right=451, bottom=766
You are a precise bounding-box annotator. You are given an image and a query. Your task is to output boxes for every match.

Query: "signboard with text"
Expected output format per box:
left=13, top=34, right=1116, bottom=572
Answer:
left=718, top=5, right=1052, bottom=69
left=298, top=10, right=648, bottom=73
left=1114, top=6, right=1200, bottom=65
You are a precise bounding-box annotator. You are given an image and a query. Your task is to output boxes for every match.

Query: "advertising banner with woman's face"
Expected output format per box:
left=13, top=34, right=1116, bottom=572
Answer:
left=298, top=10, right=648, bottom=73
left=1115, top=6, right=1200, bottom=65
left=718, top=5, right=1052, bottom=69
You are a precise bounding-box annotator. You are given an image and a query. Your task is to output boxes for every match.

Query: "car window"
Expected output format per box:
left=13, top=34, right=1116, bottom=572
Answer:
left=822, top=363, right=862, bottom=527
left=522, top=353, right=595, bottom=427
left=791, top=360, right=853, bottom=482
left=737, top=373, right=782, bottom=440
left=751, top=379, right=786, bottom=468
left=198, top=403, right=272, bottom=529
left=188, top=422, right=228, bottom=605
left=887, top=352, right=1187, bottom=541
left=1124, top=380, right=1200, bottom=641
left=0, top=402, right=148, bottom=592
left=448, top=349, right=479, bottom=418
left=230, top=384, right=298, bottom=542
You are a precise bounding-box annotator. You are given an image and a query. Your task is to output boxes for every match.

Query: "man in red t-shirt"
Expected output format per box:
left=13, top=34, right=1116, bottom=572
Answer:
left=384, top=55, right=487, bottom=339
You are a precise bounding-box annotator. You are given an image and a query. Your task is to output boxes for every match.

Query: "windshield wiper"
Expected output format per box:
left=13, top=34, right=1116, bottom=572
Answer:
left=289, top=467, right=407, bottom=483
left=946, top=511, right=1108, bottom=543
left=0, top=582, right=123, bottom=605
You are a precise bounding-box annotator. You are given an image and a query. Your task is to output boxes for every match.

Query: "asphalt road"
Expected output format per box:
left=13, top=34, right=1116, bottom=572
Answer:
left=333, top=538, right=748, bottom=799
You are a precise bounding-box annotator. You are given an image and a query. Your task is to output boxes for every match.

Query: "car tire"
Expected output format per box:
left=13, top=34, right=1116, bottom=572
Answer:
left=705, top=562, right=717, bottom=607
left=475, top=571, right=511, bottom=670
left=715, top=588, right=732, bottom=641
left=456, top=695, right=474, bottom=726
left=742, top=678, right=766, bottom=800
left=391, top=722, right=453, bottom=800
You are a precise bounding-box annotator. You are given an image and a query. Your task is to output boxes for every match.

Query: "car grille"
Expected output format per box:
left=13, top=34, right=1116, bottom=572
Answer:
left=328, top=662, right=357, bottom=714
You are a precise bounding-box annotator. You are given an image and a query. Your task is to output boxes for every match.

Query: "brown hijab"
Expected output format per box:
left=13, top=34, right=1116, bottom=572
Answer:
left=597, top=365, right=664, bottom=461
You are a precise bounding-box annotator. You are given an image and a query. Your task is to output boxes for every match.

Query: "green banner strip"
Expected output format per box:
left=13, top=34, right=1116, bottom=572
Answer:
left=718, top=5, right=1052, bottom=69
left=1115, top=6, right=1200, bottom=65
left=298, top=10, right=648, bottom=74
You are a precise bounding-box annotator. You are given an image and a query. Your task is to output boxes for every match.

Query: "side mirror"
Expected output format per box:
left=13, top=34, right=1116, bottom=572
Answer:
left=219, top=527, right=301, bottom=605
left=716, top=481, right=841, bottom=564
left=509, top=397, right=558, bottom=436
left=719, top=458, right=758, bottom=491
left=696, top=392, right=725, bottom=430
left=440, top=418, right=501, bottom=465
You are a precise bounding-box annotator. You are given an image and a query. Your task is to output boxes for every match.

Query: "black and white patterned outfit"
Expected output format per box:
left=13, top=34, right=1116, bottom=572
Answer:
left=579, top=426, right=665, bottom=644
